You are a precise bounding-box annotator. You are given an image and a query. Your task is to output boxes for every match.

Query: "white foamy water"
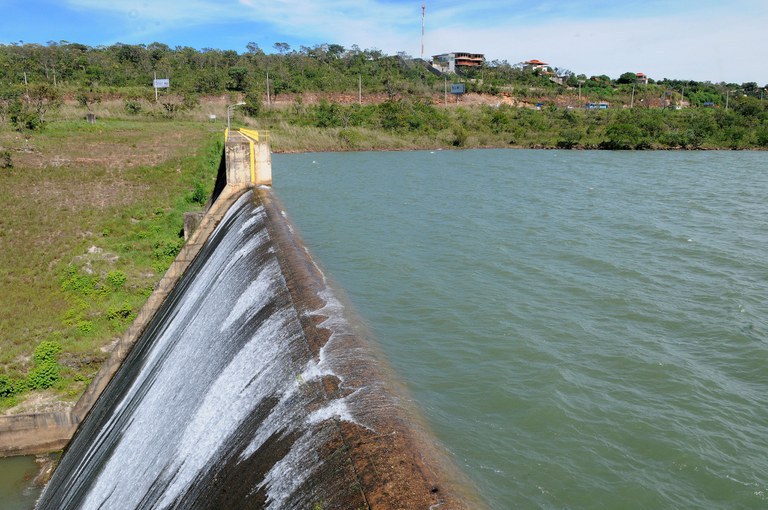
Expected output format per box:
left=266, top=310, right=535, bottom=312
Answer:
left=37, top=191, right=371, bottom=509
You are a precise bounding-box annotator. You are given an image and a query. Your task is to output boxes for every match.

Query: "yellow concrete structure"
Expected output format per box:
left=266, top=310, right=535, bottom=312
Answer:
left=225, top=129, right=272, bottom=187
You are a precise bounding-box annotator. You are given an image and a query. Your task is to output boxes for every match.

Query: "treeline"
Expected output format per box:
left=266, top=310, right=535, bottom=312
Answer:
left=0, top=41, right=439, bottom=96
left=264, top=100, right=768, bottom=150
left=1, top=41, right=768, bottom=150
left=2, top=41, right=766, bottom=104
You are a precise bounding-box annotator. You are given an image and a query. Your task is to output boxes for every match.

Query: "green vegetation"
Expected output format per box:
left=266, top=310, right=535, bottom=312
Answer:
left=0, top=115, right=222, bottom=411
left=1, top=41, right=767, bottom=150
left=254, top=100, right=767, bottom=151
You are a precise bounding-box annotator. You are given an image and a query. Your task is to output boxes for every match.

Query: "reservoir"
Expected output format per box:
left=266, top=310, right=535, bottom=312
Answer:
left=272, top=149, right=768, bottom=509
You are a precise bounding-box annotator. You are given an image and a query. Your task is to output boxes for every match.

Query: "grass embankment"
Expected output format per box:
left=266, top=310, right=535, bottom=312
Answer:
left=0, top=115, right=223, bottom=412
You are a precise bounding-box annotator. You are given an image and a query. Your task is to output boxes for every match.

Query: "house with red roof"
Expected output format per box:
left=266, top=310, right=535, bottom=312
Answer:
left=523, top=59, right=550, bottom=73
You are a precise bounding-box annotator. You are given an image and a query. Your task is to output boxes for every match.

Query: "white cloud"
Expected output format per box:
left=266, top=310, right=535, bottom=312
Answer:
left=68, top=0, right=227, bottom=23
left=425, top=9, right=768, bottom=83
left=61, top=0, right=768, bottom=84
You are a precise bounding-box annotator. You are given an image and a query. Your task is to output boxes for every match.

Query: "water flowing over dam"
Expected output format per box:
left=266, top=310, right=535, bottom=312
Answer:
left=36, top=187, right=479, bottom=509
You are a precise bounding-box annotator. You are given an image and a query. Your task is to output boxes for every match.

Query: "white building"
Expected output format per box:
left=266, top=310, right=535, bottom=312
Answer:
left=432, top=52, right=485, bottom=73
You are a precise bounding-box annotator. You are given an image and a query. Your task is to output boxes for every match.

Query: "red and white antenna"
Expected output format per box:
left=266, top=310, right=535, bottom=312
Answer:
left=421, top=3, right=426, bottom=59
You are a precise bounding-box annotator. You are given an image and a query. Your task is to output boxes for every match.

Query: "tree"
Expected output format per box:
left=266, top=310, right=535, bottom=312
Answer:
left=617, top=72, right=638, bottom=84
left=75, top=88, right=101, bottom=112
left=327, top=44, right=345, bottom=59
left=734, top=96, right=763, bottom=117
left=273, top=42, right=291, bottom=55
left=602, top=122, right=644, bottom=149
left=242, top=87, right=262, bottom=117
left=246, top=42, right=264, bottom=55
left=27, top=83, right=62, bottom=124
left=0, top=87, right=21, bottom=124
left=227, top=67, right=249, bottom=91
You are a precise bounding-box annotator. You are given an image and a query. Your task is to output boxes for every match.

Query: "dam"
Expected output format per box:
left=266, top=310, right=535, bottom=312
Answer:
left=29, top=131, right=481, bottom=508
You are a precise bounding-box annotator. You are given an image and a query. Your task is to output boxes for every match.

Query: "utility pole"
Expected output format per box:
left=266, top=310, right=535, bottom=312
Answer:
left=578, top=80, right=584, bottom=108
left=358, top=74, right=362, bottom=104
left=266, top=69, right=271, bottom=106
left=631, top=83, right=635, bottom=108
left=444, top=76, right=447, bottom=105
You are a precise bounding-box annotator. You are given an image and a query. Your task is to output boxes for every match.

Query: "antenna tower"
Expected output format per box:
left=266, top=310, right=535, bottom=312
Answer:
left=421, top=3, right=426, bottom=59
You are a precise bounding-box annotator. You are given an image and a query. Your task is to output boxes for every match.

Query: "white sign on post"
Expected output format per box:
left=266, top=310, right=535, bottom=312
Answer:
left=153, top=79, right=170, bottom=88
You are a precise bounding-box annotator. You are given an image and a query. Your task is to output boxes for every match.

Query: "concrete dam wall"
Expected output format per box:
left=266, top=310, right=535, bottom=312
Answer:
left=35, top=167, right=483, bottom=506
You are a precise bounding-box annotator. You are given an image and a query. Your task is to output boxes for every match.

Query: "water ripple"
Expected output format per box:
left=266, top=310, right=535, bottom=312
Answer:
left=275, top=149, right=768, bottom=509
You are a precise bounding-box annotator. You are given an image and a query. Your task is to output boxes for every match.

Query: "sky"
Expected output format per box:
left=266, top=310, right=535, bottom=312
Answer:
left=2, top=0, right=766, bottom=85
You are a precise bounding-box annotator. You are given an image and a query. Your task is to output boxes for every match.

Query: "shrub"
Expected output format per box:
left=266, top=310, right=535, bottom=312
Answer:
left=0, top=375, right=17, bottom=397
left=60, top=266, right=99, bottom=295
left=557, top=129, right=582, bottom=149
left=106, top=270, right=127, bottom=288
left=107, top=302, right=133, bottom=322
left=601, top=123, right=644, bottom=150
left=451, top=125, right=468, bottom=147
left=33, top=340, right=62, bottom=365
left=756, top=127, right=768, bottom=147
left=153, top=239, right=183, bottom=260
left=0, top=150, right=12, bottom=169
left=9, top=100, right=41, bottom=131
left=77, top=320, right=94, bottom=334
left=124, top=100, right=142, bottom=115
left=27, top=360, right=60, bottom=390
left=187, top=180, right=208, bottom=205
left=27, top=340, right=63, bottom=390
left=338, top=128, right=362, bottom=148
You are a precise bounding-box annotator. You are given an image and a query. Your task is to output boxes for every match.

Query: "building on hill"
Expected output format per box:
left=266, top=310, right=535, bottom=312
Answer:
left=636, top=72, right=649, bottom=84
left=523, top=59, right=550, bottom=73
left=432, top=52, right=485, bottom=73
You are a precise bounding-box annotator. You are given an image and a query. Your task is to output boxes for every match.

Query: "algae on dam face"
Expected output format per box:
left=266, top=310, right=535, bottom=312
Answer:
left=37, top=189, right=481, bottom=509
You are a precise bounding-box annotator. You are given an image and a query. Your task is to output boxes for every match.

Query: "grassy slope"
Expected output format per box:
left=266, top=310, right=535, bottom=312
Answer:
left=0, top=112, right=222, bottom=411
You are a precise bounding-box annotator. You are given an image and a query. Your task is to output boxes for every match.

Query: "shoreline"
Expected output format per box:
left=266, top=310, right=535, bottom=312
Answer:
left=271, top=144, right=767, bottom=154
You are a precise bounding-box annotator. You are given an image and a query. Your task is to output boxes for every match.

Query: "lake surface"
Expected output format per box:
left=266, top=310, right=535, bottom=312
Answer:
left=273, top=149, right=768, bottom=509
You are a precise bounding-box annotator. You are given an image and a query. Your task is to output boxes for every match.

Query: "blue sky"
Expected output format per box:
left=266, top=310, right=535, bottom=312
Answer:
left=2, top=0, right=766, bottom=84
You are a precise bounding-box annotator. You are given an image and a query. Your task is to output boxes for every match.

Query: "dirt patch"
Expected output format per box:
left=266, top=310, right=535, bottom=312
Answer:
left=4, top=392, right=75, bottom=416
left=19, top=177, right=151, bottom=212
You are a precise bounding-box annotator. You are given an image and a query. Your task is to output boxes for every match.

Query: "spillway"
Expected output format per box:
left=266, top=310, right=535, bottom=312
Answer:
left=36, top=188, right=479, bottom=509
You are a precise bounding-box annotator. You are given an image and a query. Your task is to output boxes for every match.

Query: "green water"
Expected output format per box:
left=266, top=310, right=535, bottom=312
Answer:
left=0, top=456, right=42, bottom=509
left=273, top=149, right=768, bottom=509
